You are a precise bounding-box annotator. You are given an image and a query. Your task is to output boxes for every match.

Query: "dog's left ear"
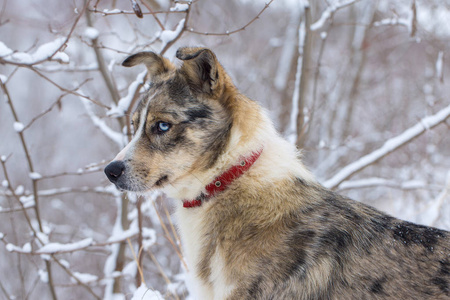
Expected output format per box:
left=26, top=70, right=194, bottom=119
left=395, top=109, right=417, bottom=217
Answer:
left=176, top=47, right=224, bottom=95
left=122, top=51, right=175, bottom=81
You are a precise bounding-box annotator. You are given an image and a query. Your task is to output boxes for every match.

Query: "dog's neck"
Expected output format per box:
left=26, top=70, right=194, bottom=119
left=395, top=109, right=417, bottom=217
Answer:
left=182, top=148, right=263, bottom=208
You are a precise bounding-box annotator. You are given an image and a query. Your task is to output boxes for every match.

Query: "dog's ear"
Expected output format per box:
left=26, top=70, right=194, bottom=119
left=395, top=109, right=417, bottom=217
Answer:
left=176, top=47, right=223, bottom=94
left=122, top=52, right=175, bottom=81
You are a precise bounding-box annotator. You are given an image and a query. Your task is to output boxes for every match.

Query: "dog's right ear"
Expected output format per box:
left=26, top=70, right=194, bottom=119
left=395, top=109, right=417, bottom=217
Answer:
left=122, top=52, right=175, bottom=81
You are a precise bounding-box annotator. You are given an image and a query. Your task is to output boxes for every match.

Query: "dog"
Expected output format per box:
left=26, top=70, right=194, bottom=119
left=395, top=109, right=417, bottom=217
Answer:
left=104, top=47, right=450, bottom=299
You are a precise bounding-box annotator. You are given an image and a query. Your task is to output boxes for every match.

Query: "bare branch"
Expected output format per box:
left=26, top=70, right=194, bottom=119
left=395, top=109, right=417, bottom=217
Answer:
left=187, top=0, right=274, bottom=36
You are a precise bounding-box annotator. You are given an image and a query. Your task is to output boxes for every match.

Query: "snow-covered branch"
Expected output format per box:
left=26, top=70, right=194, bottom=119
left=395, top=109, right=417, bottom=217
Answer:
left=337, top=177, right=443, bottom=191
left=324, top=104, right=450, bottom=189
left=80, top=94, right=124, bottom=147
left=310, top=0, right=359, bottom=31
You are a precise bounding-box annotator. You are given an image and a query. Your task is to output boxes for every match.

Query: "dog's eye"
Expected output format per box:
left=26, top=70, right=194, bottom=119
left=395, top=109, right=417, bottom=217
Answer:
left=155, top=121, right=171, bottom=134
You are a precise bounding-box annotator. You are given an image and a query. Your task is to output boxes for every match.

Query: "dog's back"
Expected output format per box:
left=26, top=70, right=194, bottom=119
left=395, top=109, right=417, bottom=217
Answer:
left=221, top=180, right=450, bottom=299
left=106, top=47, right=450, bottom=299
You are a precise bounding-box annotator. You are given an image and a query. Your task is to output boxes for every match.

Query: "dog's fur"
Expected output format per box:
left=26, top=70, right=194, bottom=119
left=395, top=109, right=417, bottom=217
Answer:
left=105, top=47, right=450, bottom=299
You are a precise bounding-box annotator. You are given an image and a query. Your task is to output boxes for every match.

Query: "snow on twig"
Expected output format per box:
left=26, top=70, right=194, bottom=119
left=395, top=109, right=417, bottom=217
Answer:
left=310, top=0, right=359, bottom=31
left=159, top=18, right=186, bottom=50
left=37, top=238, right=94, bottom=254
left=337, top=177, right=443, bottom=191
left=108, top=70, right=146, bottom=117
left=79, top=93, right=124, bottom=147
left=0, top=38, right=69, bottom=65
left=436, top=51, right=444, bottom=82
left=324, top=104, right=450, bottom=189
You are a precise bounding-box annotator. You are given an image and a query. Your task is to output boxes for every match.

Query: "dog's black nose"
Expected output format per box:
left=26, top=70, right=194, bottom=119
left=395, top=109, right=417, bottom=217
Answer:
left=104, top=161, right=125, bottom=183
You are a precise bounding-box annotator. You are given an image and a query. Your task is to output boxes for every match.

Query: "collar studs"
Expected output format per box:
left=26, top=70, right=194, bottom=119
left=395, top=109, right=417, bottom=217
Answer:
left=215, top=181, right=222, bottom=187
left=240, top=160, right=246, bottom=166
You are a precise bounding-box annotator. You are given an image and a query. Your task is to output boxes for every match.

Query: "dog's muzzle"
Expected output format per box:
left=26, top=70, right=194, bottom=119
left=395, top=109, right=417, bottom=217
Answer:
left=104, top=161, right=126, bottom=184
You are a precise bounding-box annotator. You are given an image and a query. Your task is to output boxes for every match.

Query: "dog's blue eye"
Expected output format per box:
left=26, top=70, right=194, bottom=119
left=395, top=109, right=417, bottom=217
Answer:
left=157, top=122, right=171, bottom=133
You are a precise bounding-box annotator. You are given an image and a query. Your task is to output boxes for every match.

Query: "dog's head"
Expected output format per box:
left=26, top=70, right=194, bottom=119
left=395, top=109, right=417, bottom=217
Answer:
left=104, top=47, right=234, bottom=193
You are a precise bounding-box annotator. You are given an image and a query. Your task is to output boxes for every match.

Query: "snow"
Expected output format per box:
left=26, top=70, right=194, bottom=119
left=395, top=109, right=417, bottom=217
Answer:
left=142, top=227, right=156, bottom=250
left=22, top=243, right=31, bottom=252
left=324, top=104, right=450, bottom=189
left=170, top=3, right=189, bottom=12
left=103, top=194, right=125, bottom=299
left=52, top=52, right=70, bottom=64
left=311, top=0, right=358, bottom=31
left=36, top=232, right=49, bottom=244
left=108, top=70, right=146, bottom=117
left=80, top=94, right=124, bottom=147
left=6, top=243, right=31, bottom=253
left=107, top=222, right=139, bottom=243
left=39, top=269, right=49, bottom=283
left=274, top=8, right=300, bottom=91
left=19, top=195, right=35, bottom=208
left=416, top=171, right=450, bottom=227
left=60, top=259, right=70, bottom=268
left=36, top=237, right=93, bottom=254
left=287, top=19, right=305, bottom=144
left=11, top=52, right=33, bottom=64
left=131, top=285, right=163, bottom=300
left=103, top=8, right=121, bottom=14
left=13, top=122, right=25, bottom=132
left=417, top=5, right=450, bottom=37
left=0, top=41, right=13, bottom=56
left=72, top=272, right=98, bottom=284
left=15, top=185, right=24, bottom=195
left=1, top=38, right=68, bottom=65
left=84, top=27, right=100, bottom=40
left=122, top=261, right=137, bottom=278
left=29, top=172, right=42, bottom=180
left=436, top=51, right=444, bottom=80
left=160, top=19, right=185, bottom=49
left=374, top=17, right=410, bottom=30
left=32, top=38, right=66, bottom=61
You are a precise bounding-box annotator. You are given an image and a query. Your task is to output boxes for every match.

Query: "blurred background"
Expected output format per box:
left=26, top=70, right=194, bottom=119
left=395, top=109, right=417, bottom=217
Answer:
left=0, top=0, right=449, bottom=299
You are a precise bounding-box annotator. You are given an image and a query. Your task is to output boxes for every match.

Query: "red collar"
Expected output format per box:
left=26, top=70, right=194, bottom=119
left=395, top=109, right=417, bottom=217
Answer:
left=183, top=148, right=263, bottom=208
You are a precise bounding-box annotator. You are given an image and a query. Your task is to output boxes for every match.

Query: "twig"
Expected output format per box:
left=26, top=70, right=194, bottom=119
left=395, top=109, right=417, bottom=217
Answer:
left=139, top=0, right=165, bottom=30
left=85, top=3, right=121, bottom=106
left=187, top=0, right=274, bottom=36
left=152, top=202, right=188, bottom=270
left=52, top=258, right=101, bottom=300
left=147, top=249, right=181, bottom=300
left=136, top=197, right=144, bottom=287
left=295, top=4, right=312, bottom=148
left=22, top=79, right=92, bottom=131
left=160, top=7, right=191, bottom=55
left=126, top=238, right=147, bottom=287
left=29, top=67, right=110, bottom=109
left=0, top=0, right=89, bottom=67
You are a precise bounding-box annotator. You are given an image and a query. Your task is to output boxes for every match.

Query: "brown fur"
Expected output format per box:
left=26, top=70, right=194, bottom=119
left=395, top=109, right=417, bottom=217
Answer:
left=105, top=47, right=450, bottom=299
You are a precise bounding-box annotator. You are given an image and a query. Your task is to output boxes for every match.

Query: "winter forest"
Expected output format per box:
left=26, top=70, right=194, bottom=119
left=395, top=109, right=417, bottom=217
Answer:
left=0, top=0, right=449, bottom=299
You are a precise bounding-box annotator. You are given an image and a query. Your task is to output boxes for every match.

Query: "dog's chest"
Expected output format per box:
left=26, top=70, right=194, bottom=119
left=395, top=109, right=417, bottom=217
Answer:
left=176, top=205, right=235, bottom=299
